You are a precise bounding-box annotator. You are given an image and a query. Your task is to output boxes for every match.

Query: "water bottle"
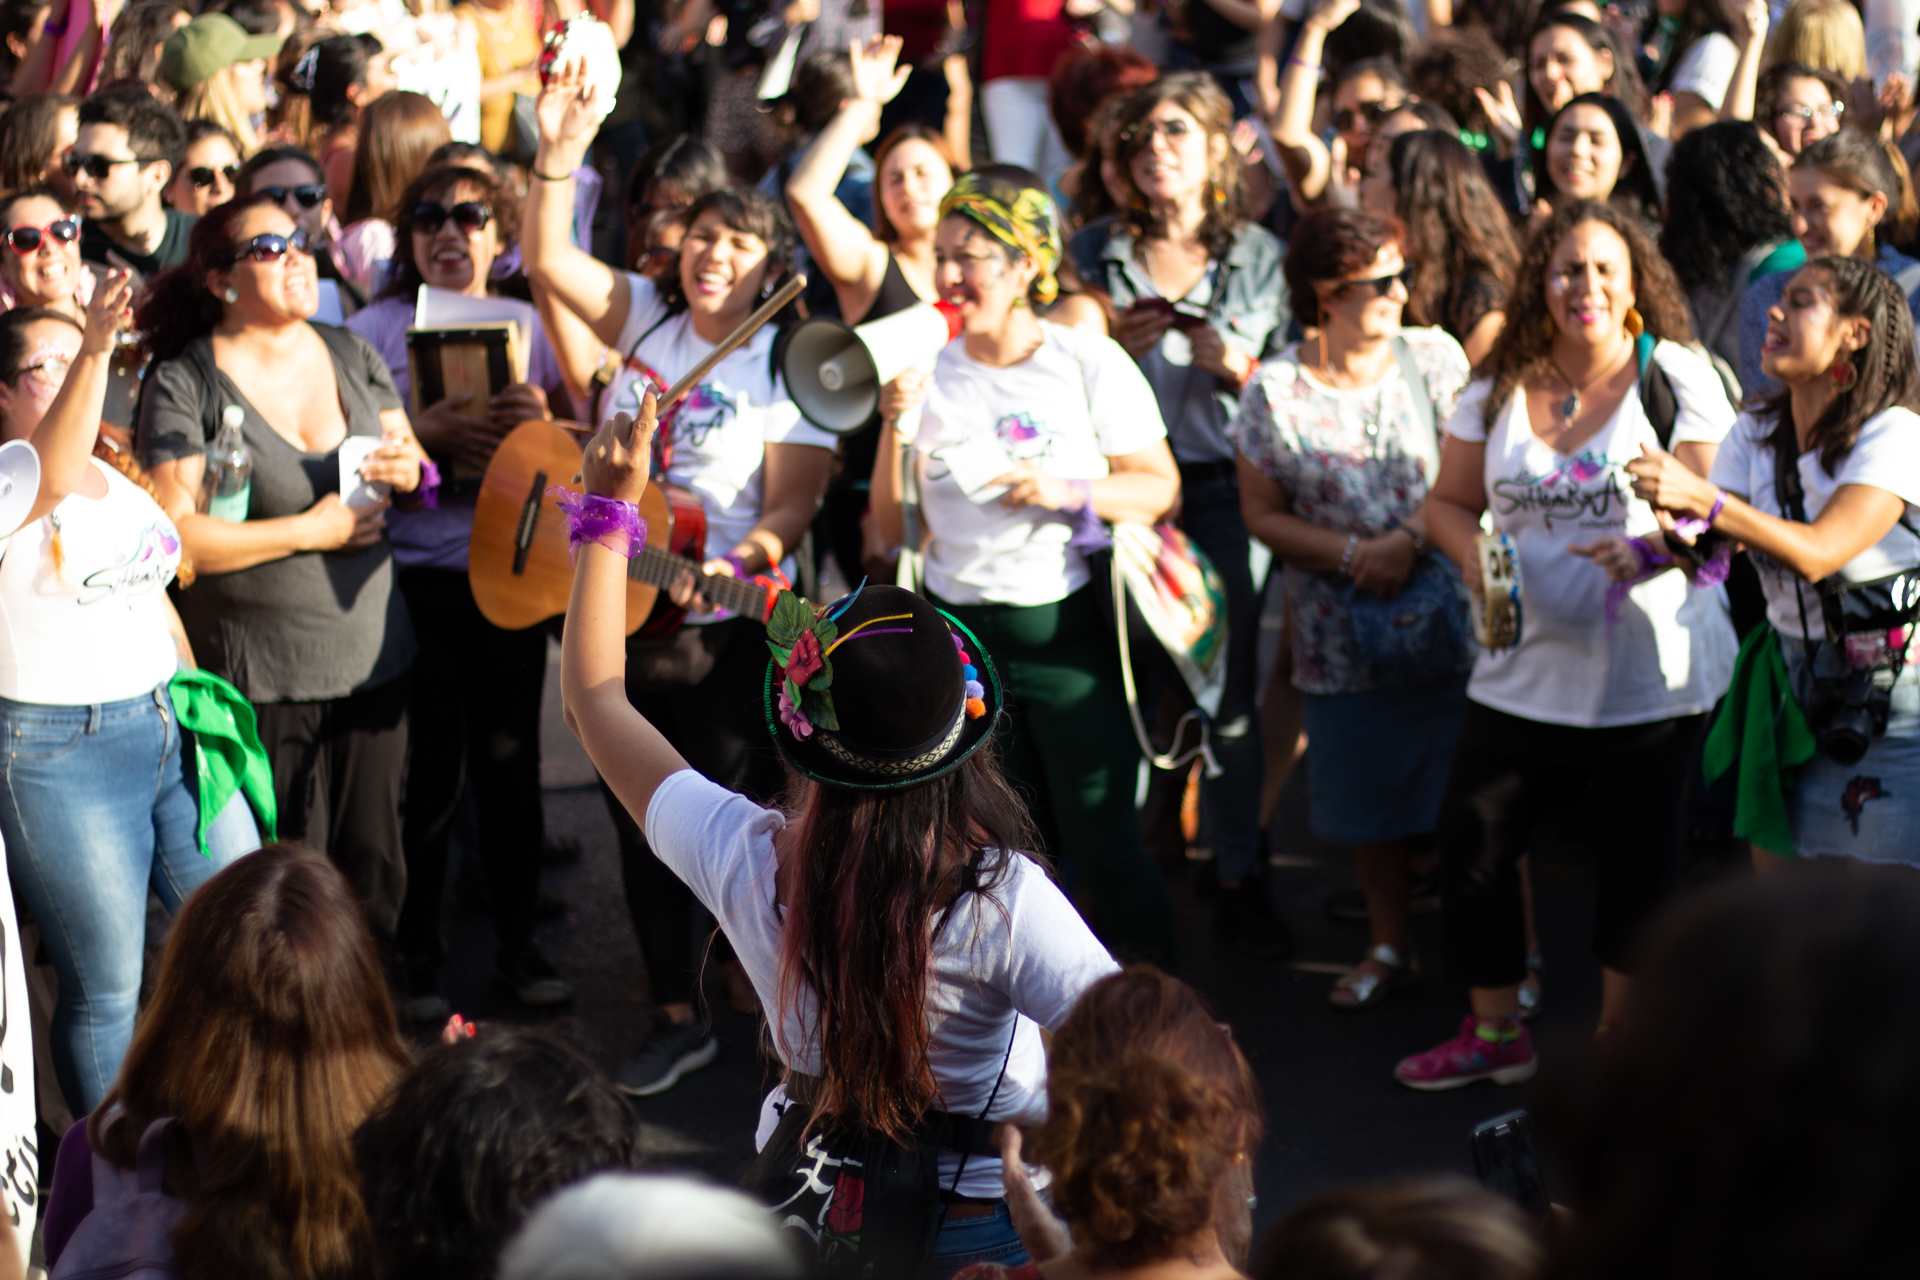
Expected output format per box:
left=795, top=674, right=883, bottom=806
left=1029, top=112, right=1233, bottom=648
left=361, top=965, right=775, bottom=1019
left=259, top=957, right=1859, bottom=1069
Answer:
left=200, top=404, right=252, bottom=522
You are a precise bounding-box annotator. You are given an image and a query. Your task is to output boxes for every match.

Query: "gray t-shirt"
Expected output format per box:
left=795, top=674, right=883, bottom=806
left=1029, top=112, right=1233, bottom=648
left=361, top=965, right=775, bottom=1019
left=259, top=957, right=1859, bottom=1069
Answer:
left=136, top=324, right=415, bottom=703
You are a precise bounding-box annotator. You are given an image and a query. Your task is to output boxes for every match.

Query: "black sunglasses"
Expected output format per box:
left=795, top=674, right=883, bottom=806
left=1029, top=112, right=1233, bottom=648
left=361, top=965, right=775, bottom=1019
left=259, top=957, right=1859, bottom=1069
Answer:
left=260, top=184, right=326, bottom=209
left=232, top=228, right=312, bottom=264
left=4, top=218, right=78, bottom=255
left=1332, top=101, right=1398, bottom=133
left=412, top=201, right=492, bottom=234
left=1334, top=269, right=1407, bottom=298
left=189, top=164, right=240, bottom=189
left=61, top=152, right=148, bottom=179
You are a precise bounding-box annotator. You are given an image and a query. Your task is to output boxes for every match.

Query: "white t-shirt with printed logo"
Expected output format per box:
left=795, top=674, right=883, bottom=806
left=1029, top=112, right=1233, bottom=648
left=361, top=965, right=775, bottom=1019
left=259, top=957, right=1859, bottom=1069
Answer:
left=916, top=322, right=1168, bottom=607
left=1445, top=340, right=1738, bottom=727
left=605, top=274, right=838, bottom=615
left=0, top=459, right=180, bottom=704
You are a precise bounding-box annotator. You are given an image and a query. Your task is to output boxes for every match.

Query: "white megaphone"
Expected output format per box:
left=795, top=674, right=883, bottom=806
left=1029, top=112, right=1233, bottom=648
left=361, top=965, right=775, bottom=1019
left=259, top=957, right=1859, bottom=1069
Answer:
left=782, top=301, right=962, bottom=434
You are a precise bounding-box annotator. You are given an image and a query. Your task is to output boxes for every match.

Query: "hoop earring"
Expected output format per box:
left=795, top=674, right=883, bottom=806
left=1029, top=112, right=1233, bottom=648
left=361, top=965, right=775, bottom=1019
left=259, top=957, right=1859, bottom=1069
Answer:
left=1624, top=307, right=1644, bottom=338
left=223, top=287, right=239, bottom=303
left=1832, top=358, right=1858, bottom=390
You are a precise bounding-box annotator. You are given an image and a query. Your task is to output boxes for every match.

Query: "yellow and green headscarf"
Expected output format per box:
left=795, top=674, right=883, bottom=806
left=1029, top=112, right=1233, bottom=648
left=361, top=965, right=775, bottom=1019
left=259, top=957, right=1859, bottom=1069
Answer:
left=938, top=172, right=1063, bottom=304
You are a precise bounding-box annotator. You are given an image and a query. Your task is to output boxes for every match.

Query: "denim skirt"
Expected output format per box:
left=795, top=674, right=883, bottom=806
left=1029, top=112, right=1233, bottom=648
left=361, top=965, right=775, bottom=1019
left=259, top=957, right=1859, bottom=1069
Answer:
left=1300, top=671, right=1471, bottom=845
left=1782, top=633, right=1920, bottom=862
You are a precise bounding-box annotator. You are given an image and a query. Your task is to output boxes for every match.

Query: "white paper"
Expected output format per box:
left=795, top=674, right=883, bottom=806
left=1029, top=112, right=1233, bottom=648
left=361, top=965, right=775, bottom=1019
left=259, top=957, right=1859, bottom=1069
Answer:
left=415, top=285, right=535, bottom=352
left=935, top=434, right=1016, bottom=501
left=338, top=436, right=390, bottom=509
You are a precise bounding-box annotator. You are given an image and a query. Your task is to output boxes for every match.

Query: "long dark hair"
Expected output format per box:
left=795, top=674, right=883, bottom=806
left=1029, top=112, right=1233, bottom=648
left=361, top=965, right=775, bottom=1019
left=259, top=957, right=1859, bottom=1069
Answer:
left=305, top=34, right=380, bottom=132
left=1479, top=198, right=1691, bottom=433
left=0, top=94, right=76, bottom=192
left=1660, top=121, right=1793, bottom=294
left=1388, top=129, right=1519, bottom=340
left=378, top=162, right=518, bottom=304
left=1533, top=92, right=1661, bottom=227
left=1522, top=12, right=1648, bottom=134
left=1754, top=256, right=1920, bottom=477
left=92, top=844, right=409, bottom=1280
left=1643, top=0, right=1732, bottom=94
left=655, top=186, right=799, bottom=323
left=1793, top=128, right=1920, bottom=251
left=136, top=193, right=285, bottom=363
left=773, top=743, right=1042, bottom=1141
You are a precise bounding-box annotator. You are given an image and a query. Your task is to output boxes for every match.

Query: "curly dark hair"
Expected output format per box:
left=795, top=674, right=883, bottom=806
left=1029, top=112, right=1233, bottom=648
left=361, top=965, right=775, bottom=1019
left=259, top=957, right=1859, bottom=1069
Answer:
left=1031, top=967, right=1262, bottom=1273
left=1048, top=43, right=1159, bottom=161
left=1522, top=13, right=1650, bottom=136
left=354, top=1027, right=644, bottom=1280
left=1111, top=73, right=1242, bottom=258
left=1642, top=0, right=1733, bottom=94
left=1479, top=198, right=1691, bottom=432
left=1284, top=207, right=1401, bottom=329
left=1409, top=26, right=1512, bottom=137
left=1533, top=92, right=1662, bottom=228
left=1659, top=121, right=1792, bottom=294
left=1389, top=129, right=1519, bottom=341
left=379, top=162, right=519, bottom=304
left=1537, top=871, right=1920, bottom=1280
left=1323, top=3, right=1417, bottom=93
left=1755, top=60, right=1850, bottom=132
left=1750, top=255, right=1920, bottom=475
left=653, top=186, right=799, bottom=322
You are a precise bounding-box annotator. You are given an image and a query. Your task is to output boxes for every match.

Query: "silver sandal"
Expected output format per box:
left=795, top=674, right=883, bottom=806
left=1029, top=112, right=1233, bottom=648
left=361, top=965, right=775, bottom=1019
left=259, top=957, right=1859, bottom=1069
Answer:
left=1330, top=942, right=1417, bottom=1010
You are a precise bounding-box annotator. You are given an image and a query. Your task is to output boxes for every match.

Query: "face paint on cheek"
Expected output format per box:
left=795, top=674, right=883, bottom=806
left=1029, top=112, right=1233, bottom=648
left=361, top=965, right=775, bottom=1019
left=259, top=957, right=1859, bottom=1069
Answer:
left=20, top=338, right=70, bottom=406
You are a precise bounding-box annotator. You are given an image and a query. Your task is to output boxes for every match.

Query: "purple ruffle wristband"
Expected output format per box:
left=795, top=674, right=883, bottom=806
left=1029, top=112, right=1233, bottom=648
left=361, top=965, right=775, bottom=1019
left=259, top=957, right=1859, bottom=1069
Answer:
left=1604, top=536, right=1674, bottom=623
left=1064, top=479, right=1110, bottom=552
left=547, top=489, right=648, bottom=563
left=415, top=460, right=441, bottom=510
left=1671, top=490, right=1727, bottom=541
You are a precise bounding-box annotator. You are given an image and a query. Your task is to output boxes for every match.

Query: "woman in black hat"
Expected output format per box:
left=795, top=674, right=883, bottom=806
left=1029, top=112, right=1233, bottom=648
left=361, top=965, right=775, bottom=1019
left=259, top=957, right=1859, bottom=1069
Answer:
left=561, top=394, right=1120, bottom=1280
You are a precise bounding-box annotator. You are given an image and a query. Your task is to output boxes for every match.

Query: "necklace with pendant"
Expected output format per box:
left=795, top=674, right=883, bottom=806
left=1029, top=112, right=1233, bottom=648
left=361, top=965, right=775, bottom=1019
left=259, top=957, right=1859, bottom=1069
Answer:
left=1550, top=339, right=1632, bottom=434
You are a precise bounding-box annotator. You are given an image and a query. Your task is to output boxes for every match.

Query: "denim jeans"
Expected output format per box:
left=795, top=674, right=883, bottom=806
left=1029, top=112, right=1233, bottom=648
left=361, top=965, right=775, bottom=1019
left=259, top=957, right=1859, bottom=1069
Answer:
left=1179, top=466, right=1266, bottom=882
left=928, top=1200, right=1027, bottom=1279
left=0, top=685, right=258, bottom=1113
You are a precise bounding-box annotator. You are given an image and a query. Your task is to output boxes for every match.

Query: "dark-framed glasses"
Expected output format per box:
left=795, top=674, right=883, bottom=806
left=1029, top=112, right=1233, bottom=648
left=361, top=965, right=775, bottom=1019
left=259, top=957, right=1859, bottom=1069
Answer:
left=3, top=219, right=79, bottom=255
left=61, top=152, right=146, bottom=180
left=232, top=228, right=312, bottom=264
left=260, top=184, right=327, bottom=209
left=189, top=164, right=240, bottom=189
left=1332, top=100, right=1399, bottom=133
left=1334, top=269, right=1407, bottom=298
left=412, top=201, right=492, bottom=234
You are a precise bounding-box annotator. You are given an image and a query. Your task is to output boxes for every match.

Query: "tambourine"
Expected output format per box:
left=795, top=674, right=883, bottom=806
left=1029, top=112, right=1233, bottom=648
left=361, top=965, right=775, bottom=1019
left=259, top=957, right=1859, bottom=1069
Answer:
left=1474, top=532, right=1522, bottom=651
left=539, top=14, right=622, bottom=126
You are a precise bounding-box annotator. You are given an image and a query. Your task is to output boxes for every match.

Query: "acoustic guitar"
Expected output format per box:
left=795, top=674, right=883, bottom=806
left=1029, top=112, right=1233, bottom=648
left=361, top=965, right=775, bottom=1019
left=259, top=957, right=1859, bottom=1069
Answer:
left=468, top=420, right=777, bottom=634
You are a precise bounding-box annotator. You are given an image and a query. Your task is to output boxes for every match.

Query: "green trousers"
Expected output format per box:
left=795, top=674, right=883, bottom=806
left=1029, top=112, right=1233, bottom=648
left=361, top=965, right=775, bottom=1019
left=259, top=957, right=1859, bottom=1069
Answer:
left=937, top=585, right=1177, bottom=969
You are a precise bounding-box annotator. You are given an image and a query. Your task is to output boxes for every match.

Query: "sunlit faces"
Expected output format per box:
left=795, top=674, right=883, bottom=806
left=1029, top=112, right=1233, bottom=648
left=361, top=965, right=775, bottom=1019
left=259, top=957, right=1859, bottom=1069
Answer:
left=167, top=131, right=240, bottom=216
left=0, top=319, right=80, bottom=437
left=411, top=179, right=499, bottom=296
left=1332, top=71, right=1406, bottom=169
left=1311, top=241, right=1408, bottom=341
left=229, top=58, right=271, bottom=116
left=247, top=157, right=333, bottom=242
left=676, top=208, right=774, bottom=320
left=1543, top=219, right=1636, bottom=346
left=934, top=216, right=1033, bottom=332
left=1771, top=76, right=1843, bottom=156
left=1127, top=101, right=1224, bottom=210
left=878, top=137, right=954, bottom=238
left=0, top=195, right=81, bottom=309
left=1529, top=26, right=1613, bottom=117
left=1357, top=109, right=1429, bottom=215
left=1761, top=265, right=1870, bottom=382
left=213, top=205, right=317, bottom=321
left=1546, top=103, right=1625, bottom=202
left=1789, top=166, right=1884, bottom=259
left=68, top=121, right=164, bottom=222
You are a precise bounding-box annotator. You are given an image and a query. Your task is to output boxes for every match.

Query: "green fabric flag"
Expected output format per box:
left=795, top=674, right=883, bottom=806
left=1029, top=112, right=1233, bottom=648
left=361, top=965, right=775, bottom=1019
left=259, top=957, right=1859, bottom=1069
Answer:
left=168, top=668, right=277, bottom=857
left=1703, top=625, right=1817, bottom=856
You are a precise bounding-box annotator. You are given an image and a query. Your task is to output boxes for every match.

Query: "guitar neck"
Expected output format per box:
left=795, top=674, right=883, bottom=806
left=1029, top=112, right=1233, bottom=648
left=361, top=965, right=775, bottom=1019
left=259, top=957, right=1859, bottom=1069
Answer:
left=627, top=544, right=774, bottom=620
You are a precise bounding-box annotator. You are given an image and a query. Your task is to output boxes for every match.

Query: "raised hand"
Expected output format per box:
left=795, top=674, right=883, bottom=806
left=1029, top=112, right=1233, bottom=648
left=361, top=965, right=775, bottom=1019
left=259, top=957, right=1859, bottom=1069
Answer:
left=1306, top=0, right=1361, bottom=33
left=79, top=269, right=133, bottom=357
left=850, top=34, right=910, bottom=105
left=535, top=56, right=600, bottom=170
left=581, top=394, right=657, bottom=505
left=1475, top=80, right=1522, bottom=150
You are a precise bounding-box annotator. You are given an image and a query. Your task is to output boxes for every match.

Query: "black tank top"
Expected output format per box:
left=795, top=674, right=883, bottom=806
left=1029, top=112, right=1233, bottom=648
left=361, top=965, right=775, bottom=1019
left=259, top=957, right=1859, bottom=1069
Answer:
left=855, top=250, right=925, bottom=326
left=838, top=252, right=931, bottom=478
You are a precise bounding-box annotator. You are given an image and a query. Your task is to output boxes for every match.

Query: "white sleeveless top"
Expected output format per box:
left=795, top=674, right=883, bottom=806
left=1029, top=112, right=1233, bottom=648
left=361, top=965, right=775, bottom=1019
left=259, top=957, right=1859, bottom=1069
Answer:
left=0, top=458, right=181, bottom=704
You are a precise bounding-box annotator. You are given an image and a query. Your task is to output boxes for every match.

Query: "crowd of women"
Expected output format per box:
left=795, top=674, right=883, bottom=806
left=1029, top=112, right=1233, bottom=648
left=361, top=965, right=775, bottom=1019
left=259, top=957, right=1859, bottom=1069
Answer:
left=0, top=0, right=1908, bottom=1270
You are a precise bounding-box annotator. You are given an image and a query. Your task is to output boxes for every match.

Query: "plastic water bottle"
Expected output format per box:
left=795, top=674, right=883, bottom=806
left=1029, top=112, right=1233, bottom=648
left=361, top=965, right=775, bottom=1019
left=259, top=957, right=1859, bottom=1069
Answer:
left=200, top=404, right=252, bottom=522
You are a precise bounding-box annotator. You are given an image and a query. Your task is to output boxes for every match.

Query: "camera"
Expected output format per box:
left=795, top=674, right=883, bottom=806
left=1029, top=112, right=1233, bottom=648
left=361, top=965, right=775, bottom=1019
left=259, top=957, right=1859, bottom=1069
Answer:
left=1807, top=668, right=1893, bottom=765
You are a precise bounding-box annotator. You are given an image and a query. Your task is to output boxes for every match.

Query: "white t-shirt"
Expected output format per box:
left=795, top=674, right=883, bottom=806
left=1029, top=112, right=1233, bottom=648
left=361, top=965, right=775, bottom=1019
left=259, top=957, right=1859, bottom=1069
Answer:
left=1445, top=341, right=1738, bottom=727
left=917, top=323, right=1167, bottom=606
left=1670, top=32, right=1740, bottom=110
left=0, top=459, right=180, bottom=704
left=605, top=275, right=837, bottom=613
left=643, top=768, right=1119, bottom=1199
left=1708, top=407, right=1920, bottom=638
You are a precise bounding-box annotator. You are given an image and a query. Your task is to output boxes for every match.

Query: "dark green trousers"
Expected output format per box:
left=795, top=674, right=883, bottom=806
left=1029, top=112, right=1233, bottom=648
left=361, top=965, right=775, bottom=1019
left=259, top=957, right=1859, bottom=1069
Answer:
left=937, top=586, right=1177, bottom=969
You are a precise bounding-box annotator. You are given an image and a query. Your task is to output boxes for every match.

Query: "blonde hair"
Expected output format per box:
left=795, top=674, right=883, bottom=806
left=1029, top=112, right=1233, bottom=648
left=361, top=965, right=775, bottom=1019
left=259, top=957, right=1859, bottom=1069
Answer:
left=177, top=63, right=261, bottom=158
left=1765, top=0, right=1867, bottom=80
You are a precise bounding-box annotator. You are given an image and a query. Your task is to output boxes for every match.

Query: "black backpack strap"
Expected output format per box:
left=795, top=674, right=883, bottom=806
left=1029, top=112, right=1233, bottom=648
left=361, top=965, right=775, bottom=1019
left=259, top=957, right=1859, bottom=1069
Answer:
left=1636, top=332, right=1678, bottom=452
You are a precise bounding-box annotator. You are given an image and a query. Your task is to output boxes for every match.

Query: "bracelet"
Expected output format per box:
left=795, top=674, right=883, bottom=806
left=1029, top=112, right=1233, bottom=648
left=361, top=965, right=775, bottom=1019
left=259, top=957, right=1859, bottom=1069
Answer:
left=721, top=552, right=752, bottom=578
left=546, top=488, right=648, bottom=563
left=1338, top=534, right=1359, bottom=576
left=531, top=167, right=576, bottom=182
left=1603, top=535, right=1674, bottom=624
left=1672, top=490, right=1728, bottom=540
left=1064, top=479, right=1109, bottom=551
left=415, top=459, right=441, bottom=510
left=1285, top=53, right=1319, bottom=69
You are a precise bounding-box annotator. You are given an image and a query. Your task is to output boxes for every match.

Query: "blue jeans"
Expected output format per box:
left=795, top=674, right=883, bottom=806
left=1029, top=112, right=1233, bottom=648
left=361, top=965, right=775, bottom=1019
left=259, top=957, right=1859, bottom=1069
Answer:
left=0, top=685, right=258, bottom=1112
left=928, top=1201, right=1027, bottom=1278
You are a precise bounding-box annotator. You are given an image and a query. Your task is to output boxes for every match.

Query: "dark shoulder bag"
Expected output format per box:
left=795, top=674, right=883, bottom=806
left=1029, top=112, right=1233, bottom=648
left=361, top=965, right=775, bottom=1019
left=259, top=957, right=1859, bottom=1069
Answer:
left=1774, top=434, right=1920, bottom=640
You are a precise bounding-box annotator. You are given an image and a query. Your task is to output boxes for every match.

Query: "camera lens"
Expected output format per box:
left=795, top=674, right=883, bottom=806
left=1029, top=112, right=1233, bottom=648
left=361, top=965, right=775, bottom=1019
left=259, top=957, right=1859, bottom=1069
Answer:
left=1824, top=703, right=1875, bottom=765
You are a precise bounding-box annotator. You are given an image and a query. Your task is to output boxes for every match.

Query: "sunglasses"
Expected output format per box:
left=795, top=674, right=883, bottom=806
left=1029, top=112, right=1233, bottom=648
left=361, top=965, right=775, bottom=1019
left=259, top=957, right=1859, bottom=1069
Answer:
left=260, top=184, right=327, bottom=209
left=189, top=164, right=240, bottom=189
left=1333, top=269, right=1407, bottom=298
left=412, top=201, right=492, bottom=234
left=232, top=228, right=311, bottom=264
left=4, top=218, right=78, bottom=255
left=61, top=152, right=147, bottom=180
left=1332, top=101, right=1399, bottom=133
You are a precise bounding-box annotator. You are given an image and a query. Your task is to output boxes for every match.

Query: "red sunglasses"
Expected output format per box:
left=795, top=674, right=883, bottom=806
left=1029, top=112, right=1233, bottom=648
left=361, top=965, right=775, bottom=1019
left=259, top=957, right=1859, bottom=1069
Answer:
left=4, top=219, right=79, bottom=255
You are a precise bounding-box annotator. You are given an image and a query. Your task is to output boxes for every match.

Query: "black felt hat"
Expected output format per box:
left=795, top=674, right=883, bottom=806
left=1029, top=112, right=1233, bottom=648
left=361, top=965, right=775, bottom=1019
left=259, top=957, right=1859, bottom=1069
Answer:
left=763, top=584, right=1000, bottom=791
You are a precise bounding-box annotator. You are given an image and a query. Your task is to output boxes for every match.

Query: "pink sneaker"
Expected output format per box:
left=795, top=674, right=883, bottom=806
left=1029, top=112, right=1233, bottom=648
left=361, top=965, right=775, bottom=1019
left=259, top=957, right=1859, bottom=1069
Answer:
left=1394, top=1017, right=1537, bottom=1091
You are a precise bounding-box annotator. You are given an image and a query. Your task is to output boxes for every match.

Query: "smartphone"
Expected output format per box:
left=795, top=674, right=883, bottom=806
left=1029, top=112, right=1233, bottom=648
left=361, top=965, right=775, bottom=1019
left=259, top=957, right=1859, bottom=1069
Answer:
left=1470, top=1109, right=1550, bottom=1220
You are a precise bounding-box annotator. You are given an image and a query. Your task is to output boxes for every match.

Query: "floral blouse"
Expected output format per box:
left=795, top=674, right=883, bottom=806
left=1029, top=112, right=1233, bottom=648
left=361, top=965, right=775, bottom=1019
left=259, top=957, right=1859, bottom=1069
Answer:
left=1231, top=327, right=1472, bottom=695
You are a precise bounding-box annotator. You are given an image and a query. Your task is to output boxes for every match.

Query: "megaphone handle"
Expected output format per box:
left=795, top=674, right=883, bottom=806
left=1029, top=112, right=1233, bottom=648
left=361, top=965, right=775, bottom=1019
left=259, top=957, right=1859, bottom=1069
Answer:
left=897, top=406, right=923, bottom=560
